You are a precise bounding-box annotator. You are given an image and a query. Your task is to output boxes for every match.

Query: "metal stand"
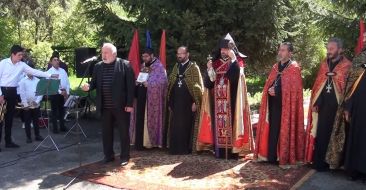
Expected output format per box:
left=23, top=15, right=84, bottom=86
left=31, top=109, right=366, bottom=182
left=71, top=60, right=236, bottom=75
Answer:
left=64, top=109, right=87, bottom=138
left=76, top=60, right=95, bottom=117
left=63, top=108, right=85, bottom=189
left=34, top=80, right=59, bottom=151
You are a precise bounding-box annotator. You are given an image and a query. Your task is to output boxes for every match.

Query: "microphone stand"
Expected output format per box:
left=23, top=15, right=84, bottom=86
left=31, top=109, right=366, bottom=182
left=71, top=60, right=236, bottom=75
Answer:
left=77, top=59, right=96, bottom=117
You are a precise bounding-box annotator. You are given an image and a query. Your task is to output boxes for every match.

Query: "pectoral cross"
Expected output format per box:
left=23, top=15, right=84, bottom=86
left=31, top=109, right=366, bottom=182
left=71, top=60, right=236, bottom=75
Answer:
left=178, top=80, right=182, bottom=87
left=326, top=84, right=332, bottom=93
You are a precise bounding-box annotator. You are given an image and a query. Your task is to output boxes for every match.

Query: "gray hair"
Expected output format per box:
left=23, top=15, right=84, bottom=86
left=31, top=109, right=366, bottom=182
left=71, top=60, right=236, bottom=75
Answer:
left=328, top=37, right=344, bottom=49
left=102, top=43, right=117, bottom=54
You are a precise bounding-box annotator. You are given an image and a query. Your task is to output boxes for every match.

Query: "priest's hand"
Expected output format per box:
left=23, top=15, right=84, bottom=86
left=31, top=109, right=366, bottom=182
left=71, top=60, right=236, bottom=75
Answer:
left=0, top=96, right=4, bottom=104
left=143, top=81, right=148, bottom=87
left=207, top=60, right=213, bottom=70
left=268, top=87, right=276, bottom=96
left=192, top=103, right=197, bottom=112
left=312, top=106, right=319, bottom=113
left=81, top=83, right=90, bottom=92
left=125, top=107, right=134, bottom=112
left=344, top=111, right=350, bottom=122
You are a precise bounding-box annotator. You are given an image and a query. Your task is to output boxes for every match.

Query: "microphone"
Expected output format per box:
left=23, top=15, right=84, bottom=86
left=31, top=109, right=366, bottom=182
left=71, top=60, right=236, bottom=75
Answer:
left=81, top=56, right=98, bottom=64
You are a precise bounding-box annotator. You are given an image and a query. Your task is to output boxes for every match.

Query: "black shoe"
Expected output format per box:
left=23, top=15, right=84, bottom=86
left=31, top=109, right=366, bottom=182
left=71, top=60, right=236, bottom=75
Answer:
left=102, top=157, right=115, bottom=164
left=35, top=136, right=44, bottom=141
left=120, top=160, right=129, bottom=167
left=26, top=138, right=32, bottom=143
left=6, top=142, right=20, bottom=148
left=53, top=129, right=59, bottom=134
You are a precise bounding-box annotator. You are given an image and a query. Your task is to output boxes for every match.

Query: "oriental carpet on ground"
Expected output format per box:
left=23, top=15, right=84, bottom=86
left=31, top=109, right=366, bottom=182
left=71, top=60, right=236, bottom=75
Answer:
left=62, top=150, right=314, bottom=190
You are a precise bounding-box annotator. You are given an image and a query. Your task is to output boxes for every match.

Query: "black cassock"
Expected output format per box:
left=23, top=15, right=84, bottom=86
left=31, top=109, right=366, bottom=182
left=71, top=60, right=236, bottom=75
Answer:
left=345, top=71, right=366, bottom=175
left=313, top=59, right=340, bottom=171
left=135, top=84, right=147, bottom=150
left=169, top=63, right=194, bottom=155
left=267, top=61, right=289, bottom=163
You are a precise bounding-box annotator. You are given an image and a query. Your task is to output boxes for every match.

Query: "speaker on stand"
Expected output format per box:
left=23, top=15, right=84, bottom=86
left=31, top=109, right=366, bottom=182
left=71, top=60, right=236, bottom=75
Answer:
left=74, top=47, right=97, bottom=117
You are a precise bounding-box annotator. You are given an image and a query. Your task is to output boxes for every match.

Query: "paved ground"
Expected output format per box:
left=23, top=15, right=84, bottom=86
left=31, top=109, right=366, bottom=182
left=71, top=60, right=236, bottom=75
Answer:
left=0, top=115, right=365, bottom=190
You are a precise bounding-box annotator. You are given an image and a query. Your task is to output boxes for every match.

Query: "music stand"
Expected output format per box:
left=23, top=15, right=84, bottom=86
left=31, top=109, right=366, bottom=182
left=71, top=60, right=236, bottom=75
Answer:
left=34, top=78, right=60, bottom=151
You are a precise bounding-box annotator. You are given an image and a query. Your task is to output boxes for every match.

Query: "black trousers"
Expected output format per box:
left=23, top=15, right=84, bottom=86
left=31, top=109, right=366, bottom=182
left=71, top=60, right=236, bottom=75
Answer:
left=0, top=87, right=17, bottom=144
left=16, top=95, right=25, bottom=123
left=49, top=94, right=66, bottom=131
left=102, top=108, right=130, bottom=161
left=24, top=108, right=41, bottom=139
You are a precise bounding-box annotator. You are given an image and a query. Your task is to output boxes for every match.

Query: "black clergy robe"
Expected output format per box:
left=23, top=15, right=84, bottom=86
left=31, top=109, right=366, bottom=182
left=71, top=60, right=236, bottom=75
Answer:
left=267, top=61, right=289, bottom=163
left=135, top=83, right=147, bottom=150
left=134, top=62, right=153, bottom=150
left=169, top=62, right=194, bottom=154
left=313, top=59, right=340, bottom=171
left=345, top=70, right=366, bottom=175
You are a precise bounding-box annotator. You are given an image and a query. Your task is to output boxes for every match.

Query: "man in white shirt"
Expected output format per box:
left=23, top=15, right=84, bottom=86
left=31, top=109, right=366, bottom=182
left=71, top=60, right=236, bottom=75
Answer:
left=18, top=72, right=44, bottom=143
left=47, top=55, right=70, bottom=133
left=0, top=45, right=58, bottom=150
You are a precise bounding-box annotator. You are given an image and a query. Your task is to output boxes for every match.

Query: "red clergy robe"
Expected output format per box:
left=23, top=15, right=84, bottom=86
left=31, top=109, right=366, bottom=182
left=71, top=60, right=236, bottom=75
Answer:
left=255, top=61, right=305, bottom=166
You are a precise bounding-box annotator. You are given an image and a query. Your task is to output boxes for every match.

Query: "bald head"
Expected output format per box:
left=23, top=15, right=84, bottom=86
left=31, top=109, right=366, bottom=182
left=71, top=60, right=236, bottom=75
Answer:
left=102, top=43, right=117, bottom=63
left=176, top=46, right=190, bottom=63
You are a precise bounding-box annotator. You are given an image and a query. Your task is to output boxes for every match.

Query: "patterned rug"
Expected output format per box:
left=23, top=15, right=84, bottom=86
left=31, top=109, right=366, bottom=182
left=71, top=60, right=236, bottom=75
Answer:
left=62, top=150, right=314, bottom=190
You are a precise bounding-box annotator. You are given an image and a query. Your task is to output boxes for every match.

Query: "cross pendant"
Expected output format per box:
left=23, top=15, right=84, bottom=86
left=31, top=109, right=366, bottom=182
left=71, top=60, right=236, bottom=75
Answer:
left=178, top=80, right=182, bottom=87
left=326, top=84, right=332, bottom=93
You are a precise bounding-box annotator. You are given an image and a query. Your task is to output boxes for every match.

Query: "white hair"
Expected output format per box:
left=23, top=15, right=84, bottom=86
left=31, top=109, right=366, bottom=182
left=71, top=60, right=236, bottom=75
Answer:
left=102, top=43, right=117, bottom=55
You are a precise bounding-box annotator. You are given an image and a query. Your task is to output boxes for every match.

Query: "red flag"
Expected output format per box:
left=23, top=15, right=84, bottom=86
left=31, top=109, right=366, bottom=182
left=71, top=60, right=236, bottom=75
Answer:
left=355, top=18, right=365, bottom=55
left=159, top=30, right=166, bottom=68
left=128, top=29, right=141, bottom=78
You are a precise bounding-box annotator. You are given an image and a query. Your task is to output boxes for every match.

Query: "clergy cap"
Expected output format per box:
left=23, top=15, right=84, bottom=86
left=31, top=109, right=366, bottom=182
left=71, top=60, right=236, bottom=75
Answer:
left=223, top=33, right=247, bottom=58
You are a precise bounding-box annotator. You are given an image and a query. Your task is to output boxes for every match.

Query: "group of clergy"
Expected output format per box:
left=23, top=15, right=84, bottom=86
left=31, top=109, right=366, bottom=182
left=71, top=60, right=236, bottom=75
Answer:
left=129, top=32, right=366, bottom=181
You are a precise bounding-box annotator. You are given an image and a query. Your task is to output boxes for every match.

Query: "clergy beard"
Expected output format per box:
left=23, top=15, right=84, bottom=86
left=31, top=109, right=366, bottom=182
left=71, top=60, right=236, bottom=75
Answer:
left=221, top=55, right=229, bottom=61
left=178, top=58, right=188, bottom=64
left=145, top=58, right=156, bottom=67
left=328, top=54, right=341, bottom=63
left=327, top=53, right=340, bottom=61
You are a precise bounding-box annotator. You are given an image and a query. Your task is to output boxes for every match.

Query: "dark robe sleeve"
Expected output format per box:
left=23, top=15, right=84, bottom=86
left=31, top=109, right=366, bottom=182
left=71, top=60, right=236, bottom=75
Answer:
left=203, top=70, right=215, bottom=89
left=125, top=61, right=136, bottom=107
left=225, top=60, right=240, bottom=83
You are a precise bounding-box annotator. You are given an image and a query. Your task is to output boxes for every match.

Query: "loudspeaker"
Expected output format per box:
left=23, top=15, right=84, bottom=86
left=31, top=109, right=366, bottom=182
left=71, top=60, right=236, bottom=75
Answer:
left=75, top=47, right=97, bottom=78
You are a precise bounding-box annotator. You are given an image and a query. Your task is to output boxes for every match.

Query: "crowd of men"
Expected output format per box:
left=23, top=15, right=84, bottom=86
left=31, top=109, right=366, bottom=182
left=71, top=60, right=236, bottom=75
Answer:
left=0, top=32, right=365, bottom=181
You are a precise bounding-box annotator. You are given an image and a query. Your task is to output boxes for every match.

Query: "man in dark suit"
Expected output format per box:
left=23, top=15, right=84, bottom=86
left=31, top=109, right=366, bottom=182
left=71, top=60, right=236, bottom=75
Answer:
left=82, top=43, right=135, bottom=166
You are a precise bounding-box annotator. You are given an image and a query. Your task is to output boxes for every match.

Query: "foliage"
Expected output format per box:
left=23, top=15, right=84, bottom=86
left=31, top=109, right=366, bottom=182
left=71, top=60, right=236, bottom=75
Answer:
left=0, top=0, right=99, bottom=72
left=1, top=0, right=365, bottom=95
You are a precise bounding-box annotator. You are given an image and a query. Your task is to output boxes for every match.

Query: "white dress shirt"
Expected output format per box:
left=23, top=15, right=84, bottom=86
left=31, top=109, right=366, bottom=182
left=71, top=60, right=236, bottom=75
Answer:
left=47, top=66, right=70, bottom=94
left=0, top=58, right=51, bottom=96
left=18, top=76, right=43, bottom=108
